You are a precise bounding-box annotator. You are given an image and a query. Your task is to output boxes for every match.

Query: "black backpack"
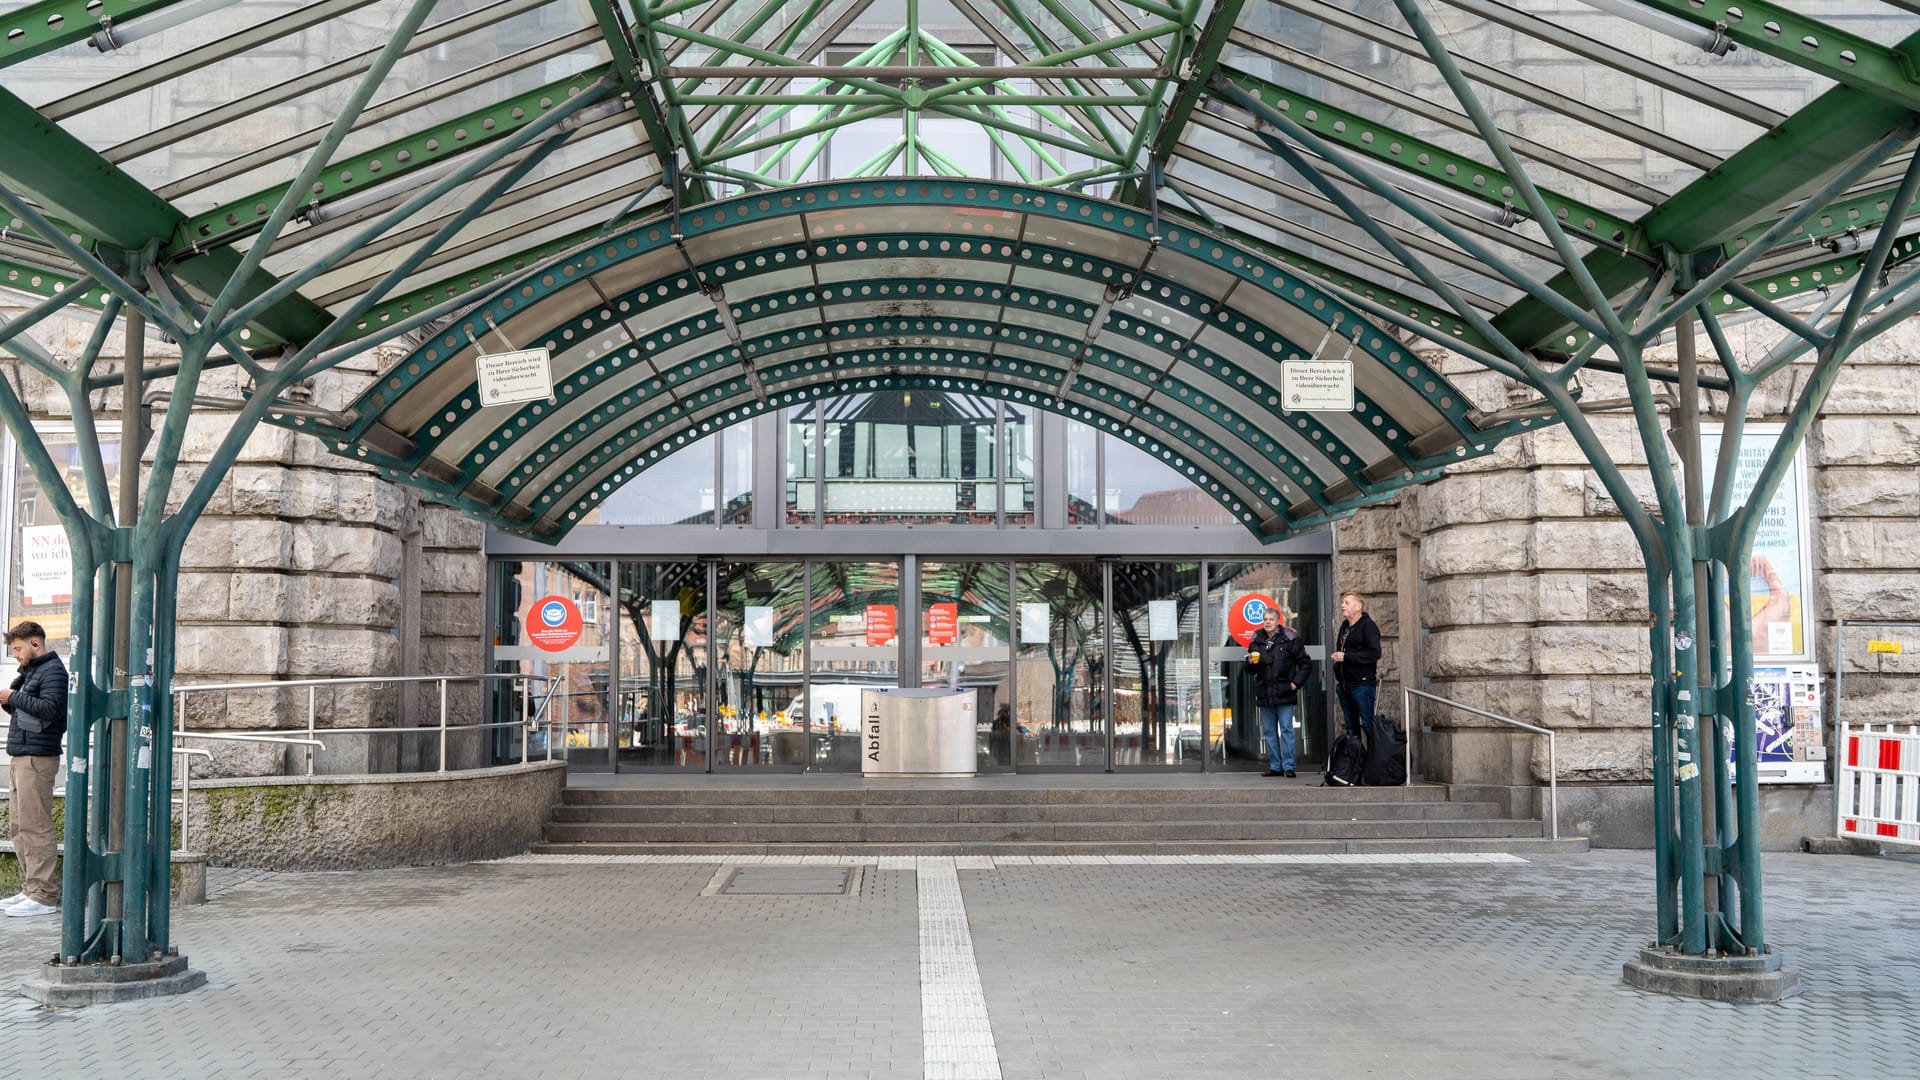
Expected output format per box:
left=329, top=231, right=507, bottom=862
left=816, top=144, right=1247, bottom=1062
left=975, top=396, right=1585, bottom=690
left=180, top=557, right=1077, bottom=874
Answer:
left=1362, top=717, right=1409, bottom=786
left=1323, top=732, right=1365, bottom=787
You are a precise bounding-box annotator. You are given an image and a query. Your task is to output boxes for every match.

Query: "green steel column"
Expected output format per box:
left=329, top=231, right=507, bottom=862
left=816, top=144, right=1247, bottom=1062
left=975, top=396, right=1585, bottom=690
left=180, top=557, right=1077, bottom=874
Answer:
left=1673, top=308, right=1738, bottom=948
left=1644, top=571, right=1680, bottom=945
left=148, top=550, right=180, bottom=952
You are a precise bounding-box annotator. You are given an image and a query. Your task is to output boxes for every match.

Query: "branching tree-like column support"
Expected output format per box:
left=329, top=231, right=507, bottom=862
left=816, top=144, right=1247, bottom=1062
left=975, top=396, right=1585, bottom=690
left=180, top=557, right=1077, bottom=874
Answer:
left=1212, top=0, right=1920, bottom=999
left=0, top=0, right=612, bottom=991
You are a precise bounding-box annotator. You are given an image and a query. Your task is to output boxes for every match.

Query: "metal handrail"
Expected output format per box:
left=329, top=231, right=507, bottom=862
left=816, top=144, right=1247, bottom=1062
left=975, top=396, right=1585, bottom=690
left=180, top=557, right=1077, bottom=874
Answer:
left=1403, top=686, right=1559, bottom=840
left=174, top=671, right=560, bottom=775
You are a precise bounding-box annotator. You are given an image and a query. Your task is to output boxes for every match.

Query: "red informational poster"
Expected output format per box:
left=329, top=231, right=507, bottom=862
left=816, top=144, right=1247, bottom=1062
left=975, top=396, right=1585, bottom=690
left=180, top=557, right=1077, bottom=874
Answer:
left=1225, top=593, right=1278, bottom=646
left=927, top=602, right=959, bottom=645
left=526, top=595, right=584, bottom=652
left=865, top=603, right=897, bottom=646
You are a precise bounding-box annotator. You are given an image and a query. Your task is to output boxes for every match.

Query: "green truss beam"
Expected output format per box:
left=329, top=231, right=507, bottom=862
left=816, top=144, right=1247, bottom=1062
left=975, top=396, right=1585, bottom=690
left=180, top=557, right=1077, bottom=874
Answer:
left=1497, top=68, right=1920, bottom=352
left=0, top=87, right=333, bottom=346
left=0, top=85, right=178, bottom=250
left=589, top=0, right=705, bottom=202
left=175, top=66, right=612, bottom=250
left=0, top=257, right=115, bottom=309
left=1215, top=66, right=1640, bottom=253
left=1144, top=0, right=1247, bottom=171
left=1625, top=1, right=1920, bottom=112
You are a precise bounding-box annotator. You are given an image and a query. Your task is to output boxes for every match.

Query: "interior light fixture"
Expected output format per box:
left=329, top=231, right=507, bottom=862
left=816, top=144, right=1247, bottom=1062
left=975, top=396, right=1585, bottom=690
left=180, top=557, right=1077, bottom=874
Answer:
left=1577, top=0, right=1734, bottom=56
left=89, top=0, right=245, bottom=52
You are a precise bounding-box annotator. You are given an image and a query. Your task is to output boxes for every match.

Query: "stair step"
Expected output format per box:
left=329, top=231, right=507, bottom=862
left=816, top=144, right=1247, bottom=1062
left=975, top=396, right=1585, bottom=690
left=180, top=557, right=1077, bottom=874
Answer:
left=548, top=801, right=1508, bottom=824
left=540, top=818, right=1545, bottom=844
left=528, top=836, right=1590, bottom=856
left=559, top=784, right=1452, bottom=807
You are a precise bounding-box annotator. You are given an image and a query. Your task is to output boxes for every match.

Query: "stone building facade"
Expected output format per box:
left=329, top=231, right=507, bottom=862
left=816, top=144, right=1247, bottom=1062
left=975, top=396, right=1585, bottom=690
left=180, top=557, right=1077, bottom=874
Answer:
left=1336, top=321, right=1920, bottom=843
left=0, top=310, right=486, bottom=777
left=3, top=295, right=1915, bottom=841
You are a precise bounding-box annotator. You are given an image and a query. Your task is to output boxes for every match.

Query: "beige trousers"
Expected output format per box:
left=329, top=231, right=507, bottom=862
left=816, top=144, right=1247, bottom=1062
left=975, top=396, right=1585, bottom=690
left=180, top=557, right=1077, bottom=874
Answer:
left=7, top=754, right=60, bottom=906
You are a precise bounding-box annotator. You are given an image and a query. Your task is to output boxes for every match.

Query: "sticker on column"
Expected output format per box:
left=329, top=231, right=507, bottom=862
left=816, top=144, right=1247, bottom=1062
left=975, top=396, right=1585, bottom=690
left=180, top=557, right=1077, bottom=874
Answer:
left=1674, top=632, right=1692, bottom=652
left=1678, top=763, right=1699, bottom=780
left=71, top=755, right=86, bottom=774
left=137, top=746, right=151, bottom=769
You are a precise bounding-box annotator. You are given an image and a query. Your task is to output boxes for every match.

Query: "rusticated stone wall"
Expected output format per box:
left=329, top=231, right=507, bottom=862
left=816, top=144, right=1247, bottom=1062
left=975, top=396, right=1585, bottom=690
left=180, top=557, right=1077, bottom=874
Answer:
left=1, top=302, right=488, bottom=778
left=1337, top=321, right=1920, bottom=818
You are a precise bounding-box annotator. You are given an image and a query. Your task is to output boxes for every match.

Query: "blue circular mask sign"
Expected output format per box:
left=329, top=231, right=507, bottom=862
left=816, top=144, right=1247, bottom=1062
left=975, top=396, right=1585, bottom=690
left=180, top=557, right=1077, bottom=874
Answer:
left=1227, top=593, right=1279, bottom=646
left=526, top=595, right=584, bottom=652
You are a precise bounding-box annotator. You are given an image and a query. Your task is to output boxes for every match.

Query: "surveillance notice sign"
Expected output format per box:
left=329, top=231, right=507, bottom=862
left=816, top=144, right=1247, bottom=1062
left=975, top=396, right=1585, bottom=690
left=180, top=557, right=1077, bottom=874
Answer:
left=1280, top=359, right=1354, bottom=412
left=476, top=347, right=555, bottom=407
left=526, top=595, right=584, bottom=652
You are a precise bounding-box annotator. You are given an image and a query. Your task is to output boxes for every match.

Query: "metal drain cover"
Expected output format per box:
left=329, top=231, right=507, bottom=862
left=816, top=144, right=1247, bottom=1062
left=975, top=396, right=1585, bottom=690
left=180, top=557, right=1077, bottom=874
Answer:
left=717, top=867, right=855, bottom=895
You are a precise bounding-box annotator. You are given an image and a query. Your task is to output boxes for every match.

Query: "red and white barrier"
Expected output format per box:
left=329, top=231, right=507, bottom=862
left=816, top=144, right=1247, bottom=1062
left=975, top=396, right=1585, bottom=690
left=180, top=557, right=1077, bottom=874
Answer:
left=1837, top=723, right=1920, bottom=846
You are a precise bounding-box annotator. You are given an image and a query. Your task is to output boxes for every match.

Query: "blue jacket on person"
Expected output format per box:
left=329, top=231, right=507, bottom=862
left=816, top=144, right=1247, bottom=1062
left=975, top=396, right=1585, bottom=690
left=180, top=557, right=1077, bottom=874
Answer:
left=5, top=649, right=69, bottom=757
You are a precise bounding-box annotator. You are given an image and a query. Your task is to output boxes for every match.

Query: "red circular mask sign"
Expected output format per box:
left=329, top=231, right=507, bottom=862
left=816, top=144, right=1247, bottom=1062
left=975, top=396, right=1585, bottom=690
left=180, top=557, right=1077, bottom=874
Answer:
left=1226, top=593, right=1279, bottom=646
left=526, top=595, right=584, bottom=652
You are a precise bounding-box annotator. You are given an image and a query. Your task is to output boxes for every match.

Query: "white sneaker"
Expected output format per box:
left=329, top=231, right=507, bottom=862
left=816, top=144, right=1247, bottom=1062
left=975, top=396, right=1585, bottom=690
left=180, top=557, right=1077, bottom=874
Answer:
left=0, top=893, right=26, bottom=909
left=3, top=898, right=57, bottom=918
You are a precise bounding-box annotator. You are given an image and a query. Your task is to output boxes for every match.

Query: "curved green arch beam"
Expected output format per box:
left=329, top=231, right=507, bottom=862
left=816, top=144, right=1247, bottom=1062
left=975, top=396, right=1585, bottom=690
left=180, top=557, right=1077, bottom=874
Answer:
left=292, top=180, right=1535, bottom=541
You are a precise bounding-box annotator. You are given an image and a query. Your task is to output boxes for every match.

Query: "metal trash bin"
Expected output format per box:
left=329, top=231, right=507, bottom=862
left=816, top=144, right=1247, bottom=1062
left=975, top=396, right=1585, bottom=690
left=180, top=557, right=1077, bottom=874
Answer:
left=860, top=688, right=978, bottom=777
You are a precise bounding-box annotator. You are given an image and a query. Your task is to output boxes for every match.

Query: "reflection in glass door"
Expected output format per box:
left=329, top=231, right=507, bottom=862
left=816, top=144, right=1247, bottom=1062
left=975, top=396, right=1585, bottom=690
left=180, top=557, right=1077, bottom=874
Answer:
left=615, top=562, right=707, bottom=768
left=1207, top=561, right=1326, bottom=770
left=805, top=561, right=901, bottom=771
left=1014, top=562, right=1105, bottom=767
left=1109, top=563, right=1203, bottom=768
left=920, top=562, right=1015, bottom=771
left=493, top=560, right=613, bottom=769
left=714, top=562, right=806, bottom=769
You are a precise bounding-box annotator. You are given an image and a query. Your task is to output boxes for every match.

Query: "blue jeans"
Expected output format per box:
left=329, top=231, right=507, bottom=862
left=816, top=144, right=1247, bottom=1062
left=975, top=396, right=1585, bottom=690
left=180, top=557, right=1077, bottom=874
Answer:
left=1258, top=704, right=1296, bottom=772
left=1337, top=683, right=1376, bottom=741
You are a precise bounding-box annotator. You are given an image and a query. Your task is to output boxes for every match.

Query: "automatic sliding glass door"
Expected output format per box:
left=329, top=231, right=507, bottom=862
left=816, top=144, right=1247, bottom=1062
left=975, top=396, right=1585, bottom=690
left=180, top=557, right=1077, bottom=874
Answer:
left=804, top=561, right=901, bottom=771
left=919, top=562, right=1015, bottom=771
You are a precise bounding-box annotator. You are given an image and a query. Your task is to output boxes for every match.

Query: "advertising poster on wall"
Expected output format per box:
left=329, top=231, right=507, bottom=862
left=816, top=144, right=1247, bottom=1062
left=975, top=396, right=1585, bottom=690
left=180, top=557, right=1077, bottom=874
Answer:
left=1736, top=666, right=1827, bottom=784
left=1700, top=424, right=1813, bottom=662
left=19, top=525, right=71, bottom=607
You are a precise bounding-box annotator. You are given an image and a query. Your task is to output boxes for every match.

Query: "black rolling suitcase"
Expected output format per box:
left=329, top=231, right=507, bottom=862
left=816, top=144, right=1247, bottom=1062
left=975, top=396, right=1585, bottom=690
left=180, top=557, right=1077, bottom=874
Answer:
left=1362, top=717, right=1408, bottom=786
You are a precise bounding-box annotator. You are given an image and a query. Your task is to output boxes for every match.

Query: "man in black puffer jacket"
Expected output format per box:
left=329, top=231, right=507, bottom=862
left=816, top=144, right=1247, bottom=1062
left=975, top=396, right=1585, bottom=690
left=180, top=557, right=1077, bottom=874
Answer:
left=1245, top=607, right=1313, bottom=778
left=2, top=620, right=69, bottom=918
left=1332, top=592, right=1382, bottom=743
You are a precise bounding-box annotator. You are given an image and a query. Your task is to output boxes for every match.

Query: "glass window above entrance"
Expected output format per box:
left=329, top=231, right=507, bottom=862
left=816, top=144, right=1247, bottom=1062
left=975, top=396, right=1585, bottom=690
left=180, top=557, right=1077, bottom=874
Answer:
left=786, top=391, right=1029, bottom=525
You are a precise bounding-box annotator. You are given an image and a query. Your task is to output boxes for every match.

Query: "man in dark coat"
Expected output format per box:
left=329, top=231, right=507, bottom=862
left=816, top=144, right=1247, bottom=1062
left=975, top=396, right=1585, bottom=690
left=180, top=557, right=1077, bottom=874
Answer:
left=2, top=620, right=69, bottom=918
left=1332, top=592, right=1382, bottom=742
left=1246, top=607, right=1312, bottom=777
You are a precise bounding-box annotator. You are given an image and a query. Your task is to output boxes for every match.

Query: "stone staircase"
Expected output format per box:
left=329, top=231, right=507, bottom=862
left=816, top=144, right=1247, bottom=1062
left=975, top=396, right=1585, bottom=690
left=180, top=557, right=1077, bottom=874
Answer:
left=535, top=782, right=1585, bottom=855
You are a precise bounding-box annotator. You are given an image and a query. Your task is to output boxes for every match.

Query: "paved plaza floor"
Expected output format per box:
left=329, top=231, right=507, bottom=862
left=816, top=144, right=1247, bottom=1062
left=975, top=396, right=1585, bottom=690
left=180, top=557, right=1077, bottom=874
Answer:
left=0, top=849, right=1914, bottom=1079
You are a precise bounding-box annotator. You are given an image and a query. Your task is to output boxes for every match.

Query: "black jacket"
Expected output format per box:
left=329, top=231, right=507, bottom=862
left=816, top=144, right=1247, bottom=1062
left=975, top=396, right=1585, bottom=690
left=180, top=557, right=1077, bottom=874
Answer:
left=1333, top=614, right=1382, bottom=687
left=1246, top=626, right=1313, bottom=707
left=5, top=649, right=69, bottom=757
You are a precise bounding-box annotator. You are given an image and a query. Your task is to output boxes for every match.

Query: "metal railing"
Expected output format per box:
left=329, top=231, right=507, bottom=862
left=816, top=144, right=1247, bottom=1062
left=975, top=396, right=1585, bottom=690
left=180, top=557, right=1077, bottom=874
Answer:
left=1403, top=686, right=1559, bottom=840
left=173, top=672, right=561, bottom=775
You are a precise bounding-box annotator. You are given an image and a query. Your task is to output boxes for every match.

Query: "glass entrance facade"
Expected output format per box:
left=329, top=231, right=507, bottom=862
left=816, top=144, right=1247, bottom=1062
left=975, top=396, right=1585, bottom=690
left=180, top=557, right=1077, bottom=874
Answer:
left=491, top=556, right=1330, bottom=774
left=487, top=396, right=1334, bottom=774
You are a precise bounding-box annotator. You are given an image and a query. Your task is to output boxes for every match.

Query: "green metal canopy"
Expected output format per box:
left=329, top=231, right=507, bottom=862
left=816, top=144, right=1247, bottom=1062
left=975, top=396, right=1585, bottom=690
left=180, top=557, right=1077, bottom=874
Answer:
left=4, top=0, right=1918, bottom=541
left=9, top=0, right=1920, bottom=986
